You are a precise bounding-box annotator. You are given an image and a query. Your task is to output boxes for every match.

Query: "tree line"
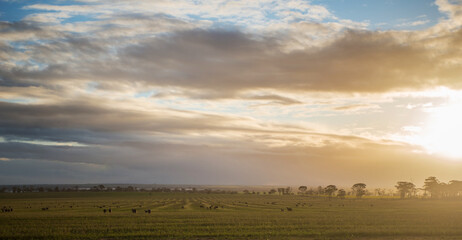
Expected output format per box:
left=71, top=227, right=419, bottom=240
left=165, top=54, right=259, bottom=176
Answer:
left=292, top=177, right=462, bottom=199
left=2, top=176, right=461, bottom=199
left=0, top=185, right=238, bottom=194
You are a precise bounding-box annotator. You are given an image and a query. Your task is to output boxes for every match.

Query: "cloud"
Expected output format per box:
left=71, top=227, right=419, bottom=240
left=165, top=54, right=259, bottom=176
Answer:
left=2, top=0, right=462, bottom=185
left=334, top=104, right=380, bottom=112
left=4, top=26, right=462, bottom=96
left=79, top=29, right=462, bottom=94
left=396, top=20, right=430, bottom=27
left=246, top=94, right=302, bottom=105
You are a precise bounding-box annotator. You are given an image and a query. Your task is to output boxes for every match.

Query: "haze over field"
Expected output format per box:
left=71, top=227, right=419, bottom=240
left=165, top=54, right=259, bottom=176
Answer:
left=1, top=0, right=462, bottom=186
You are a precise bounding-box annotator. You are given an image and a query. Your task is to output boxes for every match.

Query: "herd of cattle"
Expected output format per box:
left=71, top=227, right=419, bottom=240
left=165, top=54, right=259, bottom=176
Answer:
left=2, top=201, right=335, bottom=214
left=1, top=206, right=13, bottom=212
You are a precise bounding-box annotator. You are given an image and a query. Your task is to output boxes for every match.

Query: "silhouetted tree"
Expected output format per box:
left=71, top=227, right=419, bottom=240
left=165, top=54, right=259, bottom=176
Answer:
left=423, top=176, right=440, bottom=198
left=298, top=186, right=307, bottom=194
left=448, top=180, right=462, bottom=198
left=324, top=185, right=338, bottom=197
left=352, top=183, right=366, bottom=198
left=374, top=188, right=386, bottom=196
left=337, top=189, right=346, bottom=199
left=277, top=188, right=285, bottom=195
left=395, top=181, right=416, bottom=199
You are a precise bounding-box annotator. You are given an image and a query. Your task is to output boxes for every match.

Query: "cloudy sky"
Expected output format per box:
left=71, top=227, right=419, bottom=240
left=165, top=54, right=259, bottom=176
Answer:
left=1, top=0, right=462, bottom=187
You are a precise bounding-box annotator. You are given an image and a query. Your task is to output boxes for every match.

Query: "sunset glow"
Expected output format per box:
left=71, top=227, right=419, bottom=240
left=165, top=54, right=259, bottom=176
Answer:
left=423, top=101, right=462, bottom=158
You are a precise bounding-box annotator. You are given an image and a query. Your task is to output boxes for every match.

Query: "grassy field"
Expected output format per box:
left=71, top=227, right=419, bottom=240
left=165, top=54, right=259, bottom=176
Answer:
left=1, top=192, right=462, bottom=239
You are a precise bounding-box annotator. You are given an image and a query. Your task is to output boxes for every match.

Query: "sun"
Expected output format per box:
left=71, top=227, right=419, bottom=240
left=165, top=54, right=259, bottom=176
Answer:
left=422, top=102, right=462, bottom=159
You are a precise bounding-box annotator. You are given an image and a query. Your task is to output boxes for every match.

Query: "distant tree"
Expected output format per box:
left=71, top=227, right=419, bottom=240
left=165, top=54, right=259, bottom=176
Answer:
left=448, top=180, right=462, bottom=198
left=54, top=186, right=60, bottom=192
left=352, top=183, right=366, bottom=198
left=269, top=189, right=277, bottom=194
left=337, top=189, right=346, bottom=199
left=316, top=186, right=324, bottom=195
left=374, top=188, right=386, bottom=196
left=423, top=176, right=440, bottom=198
left=306, top=188, right=315, bottom=195
left=324, top=185, right=338, bottom=197
left=277, top=188, right=285, bottom=195
left=395, top=181, right=416, bottom=199
left=285, top=187, right=292, bottom=195
left=243, top=189, right=250, bottom=194
left=298, top=186, right=307, bottom=194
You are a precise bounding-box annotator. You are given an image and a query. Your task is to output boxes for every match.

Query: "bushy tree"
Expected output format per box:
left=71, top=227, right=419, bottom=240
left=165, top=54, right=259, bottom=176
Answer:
left=423, top=176, right=440, bottom=198
left=337, top=189, right=346, bottom=199
left=324, top=185, right=338, bottom=197
left=352, top=183, right=366, bottom=198
left=395, top=181, right=416, bottom=199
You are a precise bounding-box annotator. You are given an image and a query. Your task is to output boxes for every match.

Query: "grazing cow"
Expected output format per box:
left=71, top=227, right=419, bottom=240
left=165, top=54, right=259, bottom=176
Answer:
left=280, top=208, right=284, bottom=212
left=108, top=208, right=112, bottom=213
left=144, top=209, right=151, bottom=214
left=1, top=206, right=13, bottom=213
left=181, top=206, right=184, bottom=209
left=41, top=207, right=49, bottom=211
left=132, top=209, right=137, bottom=213
left=103, top=209, right=107, bottom=213
left=286, top=207, right=293, bottom=211
left=200, top=205, right=204, bottom=208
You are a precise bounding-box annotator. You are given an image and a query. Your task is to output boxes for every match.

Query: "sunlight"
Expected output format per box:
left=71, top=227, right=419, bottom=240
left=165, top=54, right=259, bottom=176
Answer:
left=423, top=102, right=462, bottom=159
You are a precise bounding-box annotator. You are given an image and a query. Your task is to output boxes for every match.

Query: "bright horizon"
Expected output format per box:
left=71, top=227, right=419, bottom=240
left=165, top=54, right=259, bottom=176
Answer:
left=1, top=0, right=462, bottom=186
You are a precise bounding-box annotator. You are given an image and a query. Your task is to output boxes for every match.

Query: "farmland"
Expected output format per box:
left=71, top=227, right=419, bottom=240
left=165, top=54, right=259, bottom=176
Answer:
left=1, top=192, right=462, bottom=239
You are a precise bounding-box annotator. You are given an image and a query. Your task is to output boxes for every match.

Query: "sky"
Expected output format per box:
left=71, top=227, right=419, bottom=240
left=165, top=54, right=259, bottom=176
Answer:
left=1, top=0, right=462, bottom=187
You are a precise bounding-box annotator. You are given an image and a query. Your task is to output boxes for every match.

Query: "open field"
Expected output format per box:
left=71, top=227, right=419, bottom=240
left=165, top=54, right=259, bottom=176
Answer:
left=1, top=192, right=462, bottom=239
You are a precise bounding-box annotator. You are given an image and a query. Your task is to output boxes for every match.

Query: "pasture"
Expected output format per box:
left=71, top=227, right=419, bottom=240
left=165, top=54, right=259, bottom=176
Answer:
left=1, top=192, right=462, bottom=239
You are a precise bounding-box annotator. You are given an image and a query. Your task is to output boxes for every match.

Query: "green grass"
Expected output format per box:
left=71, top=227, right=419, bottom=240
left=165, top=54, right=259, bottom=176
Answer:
left=1, top=192, right=462, bottom=239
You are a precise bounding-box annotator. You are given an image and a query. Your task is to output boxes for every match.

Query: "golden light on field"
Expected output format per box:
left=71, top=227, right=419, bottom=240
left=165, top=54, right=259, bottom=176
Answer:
left=423, top=102, right=462, bottom=159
